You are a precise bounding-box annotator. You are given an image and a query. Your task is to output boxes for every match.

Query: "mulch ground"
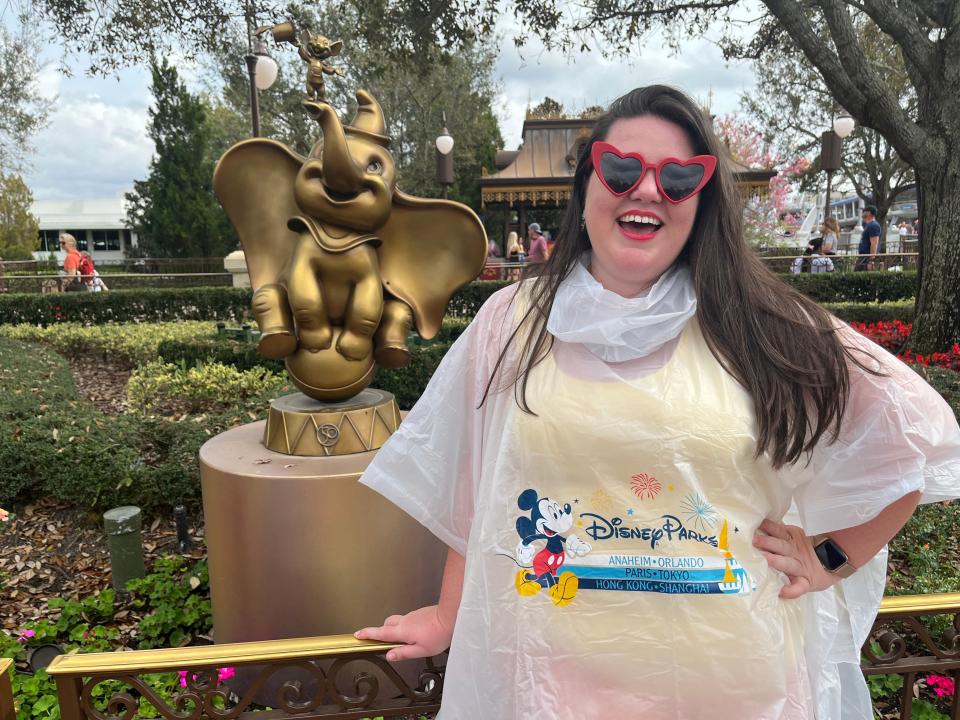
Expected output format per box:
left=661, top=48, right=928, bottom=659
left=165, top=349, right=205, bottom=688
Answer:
left=1, top=352, right=211, bottom=637
left=68, top=354, right=132, bottom=414
left=0, top=498, right=206, bottom=638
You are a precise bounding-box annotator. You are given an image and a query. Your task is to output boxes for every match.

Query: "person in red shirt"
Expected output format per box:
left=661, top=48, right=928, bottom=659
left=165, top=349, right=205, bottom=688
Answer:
left=60, top=234, right=86, bottom=291
left=526, top=223, right=548, bottom=263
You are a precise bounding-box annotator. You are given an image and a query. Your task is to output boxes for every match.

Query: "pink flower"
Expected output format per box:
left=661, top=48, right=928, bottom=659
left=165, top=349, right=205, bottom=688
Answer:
left=177, top=667, right=236, bottom=688
left=0, top=508, right=9, bottom=522
left=926, top=674, right=955, bottom=698
left=16, top=629, right=35, bottom=643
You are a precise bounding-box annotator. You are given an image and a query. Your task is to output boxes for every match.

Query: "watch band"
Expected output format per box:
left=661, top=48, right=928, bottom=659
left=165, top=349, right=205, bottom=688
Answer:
left=812, top=534, right=858, bottom=579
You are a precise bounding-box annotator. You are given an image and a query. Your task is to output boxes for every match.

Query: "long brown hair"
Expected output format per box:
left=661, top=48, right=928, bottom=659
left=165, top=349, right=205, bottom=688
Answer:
left=482, top=85, right=866, bottom=469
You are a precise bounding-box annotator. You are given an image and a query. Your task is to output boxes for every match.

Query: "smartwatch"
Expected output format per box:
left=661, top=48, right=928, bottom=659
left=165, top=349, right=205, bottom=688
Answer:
left=812, top=535, right=857, bottom=579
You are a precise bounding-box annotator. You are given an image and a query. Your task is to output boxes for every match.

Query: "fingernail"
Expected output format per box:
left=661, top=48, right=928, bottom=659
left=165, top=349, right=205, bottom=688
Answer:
left=386, top=652, right=395, bottom=661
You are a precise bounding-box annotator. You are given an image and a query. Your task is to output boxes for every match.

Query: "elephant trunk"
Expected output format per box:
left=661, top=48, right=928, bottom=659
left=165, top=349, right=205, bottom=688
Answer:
left=315, top=104, right=365, bottom=194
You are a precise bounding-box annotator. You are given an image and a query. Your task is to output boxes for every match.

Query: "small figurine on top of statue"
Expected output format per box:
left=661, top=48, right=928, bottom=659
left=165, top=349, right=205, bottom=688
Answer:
left=256, top=24, right=345, bottom=102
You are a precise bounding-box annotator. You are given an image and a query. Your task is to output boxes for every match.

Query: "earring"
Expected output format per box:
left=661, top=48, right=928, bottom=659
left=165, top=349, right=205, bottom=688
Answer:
left=580, top=214, right=586, bottom=230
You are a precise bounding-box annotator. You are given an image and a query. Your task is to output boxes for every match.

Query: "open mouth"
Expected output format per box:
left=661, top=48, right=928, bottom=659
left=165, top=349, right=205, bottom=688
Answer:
left=324, top=187, right=361, bottom=202
left=617, top=212, right=663, bottom=238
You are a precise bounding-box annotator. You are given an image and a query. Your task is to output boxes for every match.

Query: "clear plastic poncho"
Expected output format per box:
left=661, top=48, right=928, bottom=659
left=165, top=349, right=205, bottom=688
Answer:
left=361, top=261, right=960, bottom=720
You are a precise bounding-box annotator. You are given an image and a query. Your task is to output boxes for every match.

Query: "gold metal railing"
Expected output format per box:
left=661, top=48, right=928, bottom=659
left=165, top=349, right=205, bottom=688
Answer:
left=0, top=593, right=952, bottom=720
left=1, top=659, right=14, bottom=720
left=45, top=634, right=442, bottom=720
left=863, top=592, right=960, bottom=720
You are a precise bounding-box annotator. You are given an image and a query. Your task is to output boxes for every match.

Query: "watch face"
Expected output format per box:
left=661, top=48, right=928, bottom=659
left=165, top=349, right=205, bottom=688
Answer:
left=815, top=538, right=848, bottom=572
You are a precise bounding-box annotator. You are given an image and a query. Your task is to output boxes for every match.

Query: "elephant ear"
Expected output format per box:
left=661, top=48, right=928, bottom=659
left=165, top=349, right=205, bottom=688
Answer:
left=213, top=139, right=304, bottom=289
left=378, top=190, right=488, bottom=339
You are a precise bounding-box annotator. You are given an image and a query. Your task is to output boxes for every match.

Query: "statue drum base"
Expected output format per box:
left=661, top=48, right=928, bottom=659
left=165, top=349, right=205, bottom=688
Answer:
left=199, top=392, right=445, bottom=704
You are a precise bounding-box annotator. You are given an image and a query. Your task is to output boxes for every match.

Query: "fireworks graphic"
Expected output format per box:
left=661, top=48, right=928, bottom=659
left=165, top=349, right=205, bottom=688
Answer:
left=589, top=489, right=616, bottom=513
left=630, top=473, right=662, bottom=501
left=681, top=493, right=719, bottom=530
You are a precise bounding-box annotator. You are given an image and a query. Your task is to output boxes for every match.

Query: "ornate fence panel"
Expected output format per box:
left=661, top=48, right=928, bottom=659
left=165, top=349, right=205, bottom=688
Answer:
left=46, top=635, right=441, bottom=720
left=862, top=592, right=960, bottom=719
left=1, top=659, right=14, bottom=720
left=0, top=593, right=949, bottom=720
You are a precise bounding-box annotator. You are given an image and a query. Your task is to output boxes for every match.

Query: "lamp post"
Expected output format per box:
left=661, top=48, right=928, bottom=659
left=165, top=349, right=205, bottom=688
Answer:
left=435, top=115, right=454, bottom=199
left=820, top=111, right=855, bottom=224
left=244, top=11, right=279, bottom=137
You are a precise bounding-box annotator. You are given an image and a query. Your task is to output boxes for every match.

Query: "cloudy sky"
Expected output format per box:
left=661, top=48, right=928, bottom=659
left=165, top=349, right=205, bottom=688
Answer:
left=22, top=22, right=757, bottom=200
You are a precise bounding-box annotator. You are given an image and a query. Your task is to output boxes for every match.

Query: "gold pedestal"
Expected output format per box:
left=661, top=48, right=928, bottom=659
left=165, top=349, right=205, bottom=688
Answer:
left=264, top=389, right=401, bottom=456
left=200, top=419, right=444, bottom=654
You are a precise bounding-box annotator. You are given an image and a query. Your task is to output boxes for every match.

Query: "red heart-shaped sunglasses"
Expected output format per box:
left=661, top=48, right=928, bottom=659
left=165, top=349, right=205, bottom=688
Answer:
left=588, top=141, right=717, bottom=204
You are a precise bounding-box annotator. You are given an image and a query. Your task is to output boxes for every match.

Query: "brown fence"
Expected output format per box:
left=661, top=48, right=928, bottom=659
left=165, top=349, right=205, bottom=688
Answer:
left=0, top=592, right=949, bottom=720
left=0, top=273, right=233, bottom=294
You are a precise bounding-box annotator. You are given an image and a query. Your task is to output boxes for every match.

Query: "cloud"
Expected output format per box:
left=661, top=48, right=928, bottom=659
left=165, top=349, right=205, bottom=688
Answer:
left=494, top=29, right=757, bottom=148
left=26, top=92, right=152, bottom=200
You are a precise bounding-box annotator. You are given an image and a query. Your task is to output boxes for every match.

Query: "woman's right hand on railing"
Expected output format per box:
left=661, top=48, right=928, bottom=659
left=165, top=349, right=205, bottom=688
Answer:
left=355, top=605, right=454, bottom=661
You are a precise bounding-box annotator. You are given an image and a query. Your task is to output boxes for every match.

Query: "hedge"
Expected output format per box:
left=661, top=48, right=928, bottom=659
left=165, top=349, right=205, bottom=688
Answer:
left=0, top=273, right=918, bottom=326
left=780, top=270, right=916, bottom=303
left=0, top=337, right=216, bottom=511
left=822, top=301, right=914, bottom=323
left=0, top=287, right=252, bottom=325
left=158, top=334, right=462, bottom=411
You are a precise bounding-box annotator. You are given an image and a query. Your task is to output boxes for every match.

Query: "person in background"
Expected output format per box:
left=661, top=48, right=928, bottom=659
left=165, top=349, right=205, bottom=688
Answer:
left=543, top=230, right=555, bottom=259
left=505, top=231, right=525, bottom=282
left=897, top=221, right=910, bottom=250
left=59, top=234, right=86, bottom=291
left=526, top=222, right=548, bottom=263
left=81, top=252, right=109, bottom=292
left=820, top=217, right=840, bottom=255
left=487, top=238, right=501, bottom=259
left=791, top=237, right=834, bottom=274
left=856, top=205, right=882, bottom=271
left=506, top=231, right=525, bottom=263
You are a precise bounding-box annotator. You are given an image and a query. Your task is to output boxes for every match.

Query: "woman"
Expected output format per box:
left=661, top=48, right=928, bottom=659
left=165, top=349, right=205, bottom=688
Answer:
left=821, top=217, right=840, bottom=254
left=792, top=237, right=834, bottom=274
left=506, top=231, right=525, bottom=282
left=357, top=86, right=960, bottom=719
left=506, top=231, right=524, bottom=262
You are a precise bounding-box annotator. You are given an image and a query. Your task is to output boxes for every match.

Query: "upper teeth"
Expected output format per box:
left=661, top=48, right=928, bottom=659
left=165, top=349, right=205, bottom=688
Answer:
left=620, top=214, right=662, bottom=225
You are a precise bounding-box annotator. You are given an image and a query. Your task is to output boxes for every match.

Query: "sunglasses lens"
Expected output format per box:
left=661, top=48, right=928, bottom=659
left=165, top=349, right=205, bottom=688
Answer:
left=599, top=153, right=645, bottom=194
left=660, top=162, right=706, bottom=202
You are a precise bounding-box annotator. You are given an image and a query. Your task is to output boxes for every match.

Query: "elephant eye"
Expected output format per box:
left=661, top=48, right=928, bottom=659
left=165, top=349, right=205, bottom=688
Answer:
left=367, top=160, right=384, bottom=175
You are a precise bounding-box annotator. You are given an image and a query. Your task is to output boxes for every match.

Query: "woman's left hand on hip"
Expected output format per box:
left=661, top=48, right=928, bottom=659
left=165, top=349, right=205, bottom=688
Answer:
left=753, top=518, right=837, bottom=599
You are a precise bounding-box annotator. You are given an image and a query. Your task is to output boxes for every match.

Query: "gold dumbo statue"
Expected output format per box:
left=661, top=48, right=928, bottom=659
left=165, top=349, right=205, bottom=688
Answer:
left=213, top=90, right=487, bottom=403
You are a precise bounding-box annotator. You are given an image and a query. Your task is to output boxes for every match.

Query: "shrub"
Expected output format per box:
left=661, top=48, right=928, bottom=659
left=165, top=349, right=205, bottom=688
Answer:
left=0, top=321, right=218, bottom=366
left=0, top=337, right=234, bottom=511
left=126, top=360, right=290, bottom=413
left=158, top=337, right=285, bottom=374
left=0, top=287, right=252, bottom=325
left=448, top=280, right=511, bottom=316
left=373, top=342, right=454, bottom=409
left=823, top=301, right=914, bottom=323
left=781, top=270, right=916, bottom=303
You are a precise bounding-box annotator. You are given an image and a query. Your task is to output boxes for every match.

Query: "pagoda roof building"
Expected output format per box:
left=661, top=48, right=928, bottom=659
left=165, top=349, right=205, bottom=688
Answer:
left=480, top=115, right=777, bottom=210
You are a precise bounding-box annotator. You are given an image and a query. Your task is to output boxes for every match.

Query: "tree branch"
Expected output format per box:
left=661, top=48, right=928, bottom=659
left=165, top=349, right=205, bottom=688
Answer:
left=846, top=0, right=935, bottom=76
left=814, top=0, right=931, bottom=166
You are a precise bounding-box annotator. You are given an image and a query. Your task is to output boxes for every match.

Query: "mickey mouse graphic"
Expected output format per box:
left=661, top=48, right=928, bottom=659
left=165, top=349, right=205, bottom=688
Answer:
left=514, top=488, right=592, bottom=606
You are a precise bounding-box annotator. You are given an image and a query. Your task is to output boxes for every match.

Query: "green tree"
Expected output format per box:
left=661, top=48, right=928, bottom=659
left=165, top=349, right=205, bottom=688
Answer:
left=205, top=1, right=503, bottom=210
left=529, top=97, right=566, bottom=119
left=335, top=0, right=955, bottom=353
left=0, top=172, right=40, bottom=260
left=126, top=61, right=236, bottom=258
left=740, top=18, right=915, bottom=232
left=0, top=22, right=53, bottom=173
